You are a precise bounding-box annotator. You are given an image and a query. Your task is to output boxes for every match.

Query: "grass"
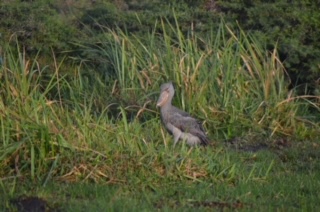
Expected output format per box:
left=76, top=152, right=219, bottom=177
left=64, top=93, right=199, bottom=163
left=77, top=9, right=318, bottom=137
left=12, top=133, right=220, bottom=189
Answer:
left=0, top=20, right=320, bottom=211
left=2, top=143, right=320, bottom=211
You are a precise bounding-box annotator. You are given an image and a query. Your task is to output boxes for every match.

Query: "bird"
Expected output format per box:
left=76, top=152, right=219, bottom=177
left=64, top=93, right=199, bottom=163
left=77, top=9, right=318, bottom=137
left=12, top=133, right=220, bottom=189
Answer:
left=156, top=82, right=209, bottom=146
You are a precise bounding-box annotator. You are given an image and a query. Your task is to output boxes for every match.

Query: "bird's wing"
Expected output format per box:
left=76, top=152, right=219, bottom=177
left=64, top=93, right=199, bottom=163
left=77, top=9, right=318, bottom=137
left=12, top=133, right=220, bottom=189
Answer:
left=168, top=108, right=209, bottom=145
left=169, top=107, right=203, bottom=131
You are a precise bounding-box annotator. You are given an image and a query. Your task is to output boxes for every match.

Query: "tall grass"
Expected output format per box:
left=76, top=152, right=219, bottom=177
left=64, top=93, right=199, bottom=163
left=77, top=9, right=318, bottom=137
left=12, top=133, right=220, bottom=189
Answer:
left=0, top=19, right=319, bottom=194
left=82, top=19, right=319, bottom=138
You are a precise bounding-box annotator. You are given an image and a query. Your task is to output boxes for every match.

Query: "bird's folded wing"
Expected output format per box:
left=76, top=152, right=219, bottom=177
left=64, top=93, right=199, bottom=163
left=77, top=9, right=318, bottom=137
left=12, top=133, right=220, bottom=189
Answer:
left=169, top=111, right=204, bottom=134
left=169, top=112, right=209, bottom=145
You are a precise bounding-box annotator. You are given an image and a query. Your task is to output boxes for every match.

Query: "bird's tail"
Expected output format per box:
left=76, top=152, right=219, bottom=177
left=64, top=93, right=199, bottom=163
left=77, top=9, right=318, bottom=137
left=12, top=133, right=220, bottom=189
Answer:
left=199, top=134, right=210, bottom=146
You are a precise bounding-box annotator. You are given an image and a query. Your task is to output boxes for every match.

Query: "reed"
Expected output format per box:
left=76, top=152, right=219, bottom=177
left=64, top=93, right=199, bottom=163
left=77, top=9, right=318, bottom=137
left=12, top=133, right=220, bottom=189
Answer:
left=0, top=18, right=319, bottom=211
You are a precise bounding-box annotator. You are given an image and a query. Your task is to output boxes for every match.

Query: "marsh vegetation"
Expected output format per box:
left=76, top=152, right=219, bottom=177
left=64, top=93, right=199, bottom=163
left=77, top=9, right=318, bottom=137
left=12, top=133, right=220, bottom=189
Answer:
left=0, top=1, right=319, bottom=211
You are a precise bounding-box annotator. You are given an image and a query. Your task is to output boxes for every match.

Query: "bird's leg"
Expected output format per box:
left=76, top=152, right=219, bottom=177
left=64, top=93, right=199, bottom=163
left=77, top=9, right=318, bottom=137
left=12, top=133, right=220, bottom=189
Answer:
left=172, top=129, right=181, bottom=148
left=173, top=135, right=179, bottom=147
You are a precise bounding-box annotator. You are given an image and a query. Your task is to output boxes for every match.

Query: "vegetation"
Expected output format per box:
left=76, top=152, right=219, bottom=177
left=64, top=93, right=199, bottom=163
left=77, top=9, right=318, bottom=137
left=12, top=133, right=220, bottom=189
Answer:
left=1, top=0, right=319, bottom=90
left=0, top=0, right=319, bottom=211
left=218, top=0, right=320, bottom=93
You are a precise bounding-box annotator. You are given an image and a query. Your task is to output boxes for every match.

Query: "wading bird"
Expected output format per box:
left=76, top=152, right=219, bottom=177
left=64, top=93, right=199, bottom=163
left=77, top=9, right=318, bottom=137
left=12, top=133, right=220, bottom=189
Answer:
left=156, top=82, right=209, bottom=146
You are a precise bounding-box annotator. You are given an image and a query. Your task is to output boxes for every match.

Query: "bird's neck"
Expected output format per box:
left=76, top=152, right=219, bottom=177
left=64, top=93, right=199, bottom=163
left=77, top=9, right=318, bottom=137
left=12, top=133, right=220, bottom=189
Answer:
left=160, top=100, right=173, bottom=117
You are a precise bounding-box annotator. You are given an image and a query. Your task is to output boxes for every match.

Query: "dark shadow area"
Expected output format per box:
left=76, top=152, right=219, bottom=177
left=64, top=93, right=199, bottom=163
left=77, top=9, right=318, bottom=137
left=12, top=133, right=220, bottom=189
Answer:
left=11, top=196, right=60, bottom=212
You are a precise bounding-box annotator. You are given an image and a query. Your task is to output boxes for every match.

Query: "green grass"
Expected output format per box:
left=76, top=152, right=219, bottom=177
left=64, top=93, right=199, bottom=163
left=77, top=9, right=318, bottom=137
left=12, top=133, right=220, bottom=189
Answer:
left=2, top=143, right=320, bottom=211
left=0, top=20, right=319, bottom=211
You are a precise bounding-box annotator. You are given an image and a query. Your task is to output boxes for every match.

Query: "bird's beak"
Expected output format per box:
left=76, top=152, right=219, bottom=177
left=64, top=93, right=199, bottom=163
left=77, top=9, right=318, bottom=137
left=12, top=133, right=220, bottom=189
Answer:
left=156, top=90, right=169, bottom=107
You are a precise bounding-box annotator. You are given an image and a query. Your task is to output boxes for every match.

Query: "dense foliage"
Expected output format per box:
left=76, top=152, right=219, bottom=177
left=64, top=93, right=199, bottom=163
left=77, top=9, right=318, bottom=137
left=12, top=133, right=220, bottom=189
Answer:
left=0, top=0, right=77, bottom=56
left=1, top=0, right=319, bottom=91
left=0, top=1, right=319, bottom=211
left=218, top=0, right=320, bottom=92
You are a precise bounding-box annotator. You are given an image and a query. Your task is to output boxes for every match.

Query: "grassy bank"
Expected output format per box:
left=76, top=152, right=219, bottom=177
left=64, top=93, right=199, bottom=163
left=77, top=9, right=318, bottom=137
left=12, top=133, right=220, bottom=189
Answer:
left=0, top=22, right=319, bottom=211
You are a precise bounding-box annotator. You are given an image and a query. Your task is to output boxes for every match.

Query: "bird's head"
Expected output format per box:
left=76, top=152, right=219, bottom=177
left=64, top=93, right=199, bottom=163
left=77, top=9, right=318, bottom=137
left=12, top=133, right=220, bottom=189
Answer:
left=156, top=82, right=174, bottom=107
